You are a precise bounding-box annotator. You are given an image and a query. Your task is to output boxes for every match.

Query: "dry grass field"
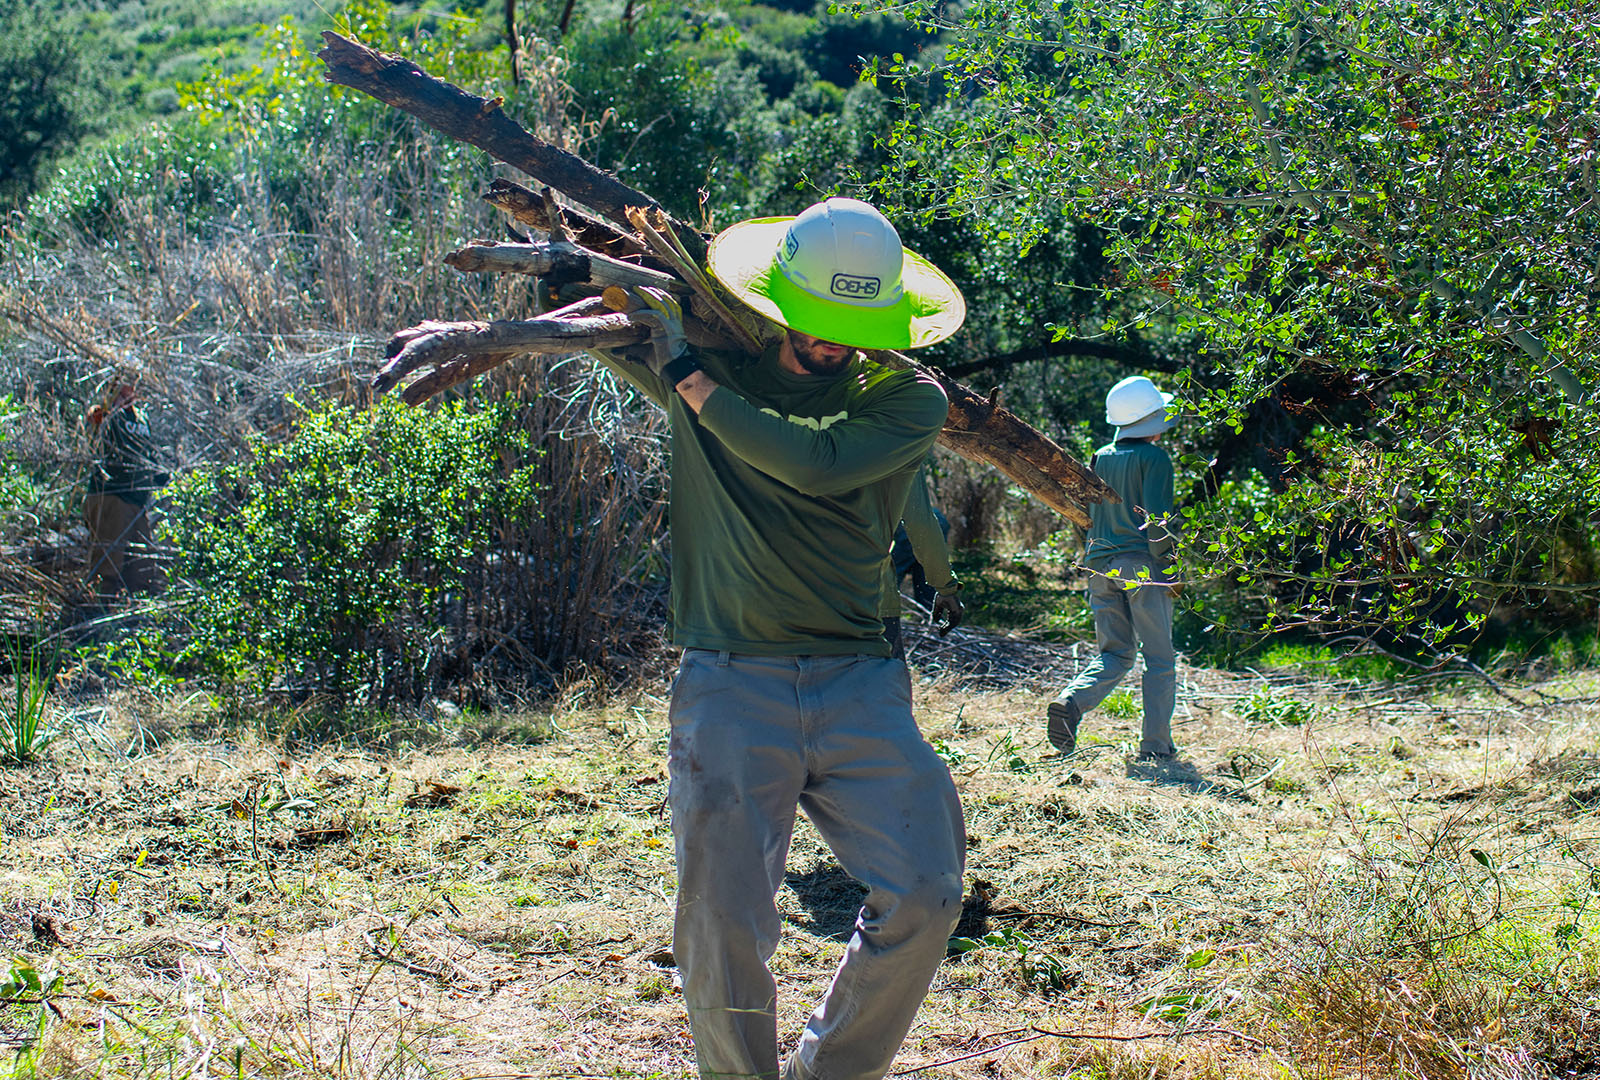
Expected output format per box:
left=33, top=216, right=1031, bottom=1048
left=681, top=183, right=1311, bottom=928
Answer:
left=5, top=632, right=1600, bottom=1080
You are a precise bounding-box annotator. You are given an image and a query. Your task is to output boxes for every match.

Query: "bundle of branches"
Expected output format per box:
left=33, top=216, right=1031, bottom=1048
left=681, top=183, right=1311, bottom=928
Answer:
left=317, top=32, right=1115, bottom=526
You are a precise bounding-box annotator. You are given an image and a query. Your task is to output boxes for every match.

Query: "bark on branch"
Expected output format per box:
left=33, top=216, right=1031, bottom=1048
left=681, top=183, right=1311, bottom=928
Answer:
left=316, top=31, right=700, bottom=252
left=444, top=240, right=688, bottom=294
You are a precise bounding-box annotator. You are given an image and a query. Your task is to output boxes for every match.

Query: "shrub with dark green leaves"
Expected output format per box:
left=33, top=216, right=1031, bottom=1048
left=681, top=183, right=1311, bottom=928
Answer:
left=161, top=395, right=543, bottom=704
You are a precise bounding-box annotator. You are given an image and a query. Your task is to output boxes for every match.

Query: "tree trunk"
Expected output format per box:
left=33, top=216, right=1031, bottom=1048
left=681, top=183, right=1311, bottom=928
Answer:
left=505, top=0, right=521, bottom=84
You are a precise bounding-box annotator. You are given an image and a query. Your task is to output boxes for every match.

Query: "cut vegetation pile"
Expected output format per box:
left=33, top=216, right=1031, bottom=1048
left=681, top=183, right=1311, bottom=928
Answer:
left=6, top=652, right=1600, bottom=1079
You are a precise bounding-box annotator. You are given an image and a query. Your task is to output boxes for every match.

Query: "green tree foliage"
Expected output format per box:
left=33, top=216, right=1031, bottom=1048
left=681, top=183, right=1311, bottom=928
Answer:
left=160, top=396, right=543, bottom=705
left=856, top=0, right=1600, bottom=643
left=0, top=0, right=109, bottom=206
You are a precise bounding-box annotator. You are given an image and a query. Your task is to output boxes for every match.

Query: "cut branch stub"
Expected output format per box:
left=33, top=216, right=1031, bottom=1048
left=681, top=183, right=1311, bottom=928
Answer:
left=482, top=178, right=653, bottom=260
left=317, top=31, right=702, bottom=252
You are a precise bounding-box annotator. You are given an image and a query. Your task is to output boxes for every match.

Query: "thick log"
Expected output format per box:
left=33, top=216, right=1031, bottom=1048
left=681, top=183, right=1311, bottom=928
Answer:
left=444, top=240, right=688, bottom=294
left=866, top=351, right=1117, bottom=527
left=317, top=31, right=701, bottom=254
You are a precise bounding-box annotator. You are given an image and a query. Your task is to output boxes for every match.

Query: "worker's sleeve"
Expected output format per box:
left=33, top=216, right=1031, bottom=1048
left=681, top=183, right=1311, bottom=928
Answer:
left=1142, top=452, right=1178, bottom=562
left=695, top=375, right=948, bottom=496
left=900, top=467, right=959, bottom=594
left=585, top=345, right=671, bottom=410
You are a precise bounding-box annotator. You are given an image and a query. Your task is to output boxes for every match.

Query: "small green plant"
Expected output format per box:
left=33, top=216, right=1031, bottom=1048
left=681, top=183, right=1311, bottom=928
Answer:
left=985, top=732, right=1031, bottom=773
left=1238, top=687, right=1319, bottom=727
left=1, top=954, right=62, bottom=1060
left=930, top=736, right=967, bottom=768
left=3, top=638, right=55, bottom=766
left=1100, top=689, right=1140, bottom=720
left=949, top=925, right=1070, bottom=994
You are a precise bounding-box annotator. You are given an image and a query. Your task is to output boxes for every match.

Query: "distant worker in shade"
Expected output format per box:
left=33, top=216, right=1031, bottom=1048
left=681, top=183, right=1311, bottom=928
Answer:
left=1046, top=375, right=1179, bottom=761
left=881, top=464, right=962, bottom=659
left=84, top=381, right=169, bottom=595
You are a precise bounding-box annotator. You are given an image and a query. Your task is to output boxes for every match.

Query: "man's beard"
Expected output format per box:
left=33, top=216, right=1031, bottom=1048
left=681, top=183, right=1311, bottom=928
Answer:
left=788, top=332, right=853, bottom=375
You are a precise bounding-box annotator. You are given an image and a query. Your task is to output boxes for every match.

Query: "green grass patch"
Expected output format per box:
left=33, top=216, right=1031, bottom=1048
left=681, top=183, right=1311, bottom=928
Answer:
left=950, top=545, right=1090, bottom=639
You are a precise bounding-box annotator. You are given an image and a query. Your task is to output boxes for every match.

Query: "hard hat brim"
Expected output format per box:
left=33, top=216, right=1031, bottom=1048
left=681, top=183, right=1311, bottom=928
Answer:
left=1116, top=404, right=1177, bottom=439
left=707, top=217, right=966, bottom=350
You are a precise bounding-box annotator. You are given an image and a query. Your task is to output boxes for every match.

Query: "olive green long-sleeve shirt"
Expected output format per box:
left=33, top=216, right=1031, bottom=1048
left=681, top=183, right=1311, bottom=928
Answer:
left=591, top=342, right=949, bottom=655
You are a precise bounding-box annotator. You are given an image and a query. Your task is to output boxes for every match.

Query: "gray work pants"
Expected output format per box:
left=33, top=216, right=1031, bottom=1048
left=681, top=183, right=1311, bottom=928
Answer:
left=1058, top=553, right=1176, bottom=757
left=667, top=649, right=966, bottom=1080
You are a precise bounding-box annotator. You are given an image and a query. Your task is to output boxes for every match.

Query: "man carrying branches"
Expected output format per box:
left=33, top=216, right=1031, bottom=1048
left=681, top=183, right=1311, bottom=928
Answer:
left=590, top=197, right=967, bottom=1080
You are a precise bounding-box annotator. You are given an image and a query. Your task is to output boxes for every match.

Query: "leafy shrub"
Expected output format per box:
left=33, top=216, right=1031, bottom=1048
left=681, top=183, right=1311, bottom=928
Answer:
left=160, top=395, right=544, bottom=705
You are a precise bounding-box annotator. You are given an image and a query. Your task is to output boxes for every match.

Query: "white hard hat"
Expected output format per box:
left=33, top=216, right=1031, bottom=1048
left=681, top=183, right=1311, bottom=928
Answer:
left=776, top=198, right=906, bottom=309
left=706, top=197, right=966, bottom=350
left=1105, top=376, right=1175, bottom=437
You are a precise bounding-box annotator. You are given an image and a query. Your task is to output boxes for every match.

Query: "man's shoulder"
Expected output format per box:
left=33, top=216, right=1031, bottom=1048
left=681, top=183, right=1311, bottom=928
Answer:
left=856, top=359, right=948, bottom=412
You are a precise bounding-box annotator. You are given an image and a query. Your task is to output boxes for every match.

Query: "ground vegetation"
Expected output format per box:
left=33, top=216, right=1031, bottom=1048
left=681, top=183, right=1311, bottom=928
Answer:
left=4, top=660, right=1600, bottom=1078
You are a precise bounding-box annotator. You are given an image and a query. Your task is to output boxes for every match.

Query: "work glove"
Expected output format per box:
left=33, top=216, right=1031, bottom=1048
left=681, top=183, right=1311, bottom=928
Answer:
left=629, top=286, right=688, bottom=376
left=932, top=592, right=963, bottom=636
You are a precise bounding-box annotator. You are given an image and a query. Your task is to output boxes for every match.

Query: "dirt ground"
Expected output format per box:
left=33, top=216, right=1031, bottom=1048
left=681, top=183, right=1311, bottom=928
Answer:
left=6, top=634, right=1600, bottom=1079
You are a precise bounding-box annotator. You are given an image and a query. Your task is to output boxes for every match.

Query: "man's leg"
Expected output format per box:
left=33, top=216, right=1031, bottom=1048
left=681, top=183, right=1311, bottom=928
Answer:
left=121, top=503, right=164, bottom=594
left=1126, top=572, right=1177, bottom=758
left=1049, top=568, right=1137, bottom=730
left=784, top=654, right=965, bottom=1080
left=83, top=493, right=140, bottom=595
left=670, top=651, right=808, bottom=1080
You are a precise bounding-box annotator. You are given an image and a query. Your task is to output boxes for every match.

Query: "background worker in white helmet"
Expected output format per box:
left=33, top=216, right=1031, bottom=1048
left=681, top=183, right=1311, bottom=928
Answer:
left=588, top=197, right=967, bottom=1080
left=1046, top=375, right=1181, bottom=762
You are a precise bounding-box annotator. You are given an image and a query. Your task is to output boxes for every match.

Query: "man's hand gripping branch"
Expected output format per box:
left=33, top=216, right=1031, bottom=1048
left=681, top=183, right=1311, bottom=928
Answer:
left=630, top=286, right=717, bottom=413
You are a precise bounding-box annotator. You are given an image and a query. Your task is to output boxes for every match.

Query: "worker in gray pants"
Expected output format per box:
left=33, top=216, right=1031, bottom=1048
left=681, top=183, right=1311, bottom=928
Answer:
left=1048, top=375, right=1180, bottom=761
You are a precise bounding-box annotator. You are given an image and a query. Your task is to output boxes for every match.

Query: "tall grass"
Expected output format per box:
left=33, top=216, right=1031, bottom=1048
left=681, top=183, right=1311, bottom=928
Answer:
left=1264, top=809, right=1600, bottom=1080
left=2, top=635, right=54, bottom=764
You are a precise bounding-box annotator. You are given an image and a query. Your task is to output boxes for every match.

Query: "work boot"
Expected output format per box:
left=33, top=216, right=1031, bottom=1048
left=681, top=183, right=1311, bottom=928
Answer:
left=1046, top=698, right=1081, bottom=755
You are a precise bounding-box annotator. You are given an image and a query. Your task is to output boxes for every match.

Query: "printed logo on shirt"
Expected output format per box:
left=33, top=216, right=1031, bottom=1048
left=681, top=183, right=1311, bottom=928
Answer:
left=761, top=407, right=849, bottom=431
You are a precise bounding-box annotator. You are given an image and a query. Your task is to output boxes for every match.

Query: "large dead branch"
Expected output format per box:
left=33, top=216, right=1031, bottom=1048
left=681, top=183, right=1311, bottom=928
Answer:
left=934, top=381, right=1108, bottom=527
left=376, top=297, right=643, bottom=396
left=317, top=34, right=1116, bottom=520
left=317, top=31, right=700, bottom=253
